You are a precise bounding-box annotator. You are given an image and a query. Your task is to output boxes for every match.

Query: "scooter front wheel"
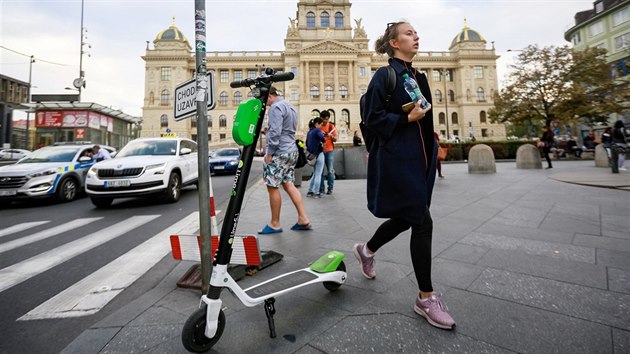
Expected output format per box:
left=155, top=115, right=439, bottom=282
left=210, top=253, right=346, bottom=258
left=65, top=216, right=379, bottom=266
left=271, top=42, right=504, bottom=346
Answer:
left=182, top=305, right=225, bottom=353
left=323, top=261, right=346, bottom=291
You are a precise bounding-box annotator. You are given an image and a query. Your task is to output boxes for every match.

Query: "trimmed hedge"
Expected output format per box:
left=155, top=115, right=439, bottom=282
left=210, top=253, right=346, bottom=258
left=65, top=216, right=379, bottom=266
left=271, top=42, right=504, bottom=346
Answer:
left=439, top=140, right=537, bottom=161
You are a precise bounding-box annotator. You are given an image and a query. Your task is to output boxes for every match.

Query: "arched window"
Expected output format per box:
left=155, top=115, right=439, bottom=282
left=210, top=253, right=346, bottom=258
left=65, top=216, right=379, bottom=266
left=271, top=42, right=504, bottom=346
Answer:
left=435, top=89, right=443, bottom=103
left=219, top=114, right=227, bottom=128
left=160, top=89, right=169, bottom=105
left=480, top=111, right=487, bottom=123
left=310, top=85, right=319, bottom=98
left=233, top=91, right=243, bottom=105
left=328, top=110, right=336, bottom=124
left=448, top=90, right=455, bottom=102
left=149, top=92, right=155, bottom=105
left=339, top=85, right=348, bottom=99
left=335, top=12, right=344, bottom=27
left=306, top=12, right=315, bottom=27
left=341, top=109, right=350, bottom=129
left=438, top=112, right=445, bottom=125
left=466, top=89, right=471, bottom=101
left=191, top=116, right=197, bottom=128
left=311, top=110, right=320, bottom=119
left=219, top=91, right=228, bottom=105
left=247, top=91, right=254, bottom=99
left=160, top=114, right=168, bottom=128
left=451, top=112, right=458, bottom=125
left=325, top=85, right=334, bottom=100
left=477, top=87, right=485, bottom=101
left=320, top=12, right=329, bottom=27
left=208, top=115, right=213, bottom=128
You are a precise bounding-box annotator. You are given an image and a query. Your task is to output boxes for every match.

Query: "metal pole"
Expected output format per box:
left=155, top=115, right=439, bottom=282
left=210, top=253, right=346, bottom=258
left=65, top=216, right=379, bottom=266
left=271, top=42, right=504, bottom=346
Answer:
left=194, top=0, right=212, bottom=293
left=26, top=56, right=34, bottom=150
left=78, top=0, right=84, bottom=101
left=443, top=69, right=450, bottom=140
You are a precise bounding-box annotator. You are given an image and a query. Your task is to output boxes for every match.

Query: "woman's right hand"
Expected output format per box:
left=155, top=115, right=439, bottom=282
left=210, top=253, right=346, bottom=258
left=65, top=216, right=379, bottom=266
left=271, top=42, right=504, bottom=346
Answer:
left=408, top=103, right=431, bottom=123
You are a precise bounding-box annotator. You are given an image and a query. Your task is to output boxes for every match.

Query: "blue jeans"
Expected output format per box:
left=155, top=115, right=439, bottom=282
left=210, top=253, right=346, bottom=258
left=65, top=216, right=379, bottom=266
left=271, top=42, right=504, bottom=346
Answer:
left=308, top=153, right=325, bottom=195
left=319, top=151, right=335, bottom=193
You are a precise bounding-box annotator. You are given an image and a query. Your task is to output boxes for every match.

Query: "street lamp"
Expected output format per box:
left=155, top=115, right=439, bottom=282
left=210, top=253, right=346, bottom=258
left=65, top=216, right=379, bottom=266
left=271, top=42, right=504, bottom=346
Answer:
left=26, top=55, right=34, bottom=150
left=439, top=69, right=450, bottom=140
left=72, top=0, right=88, bottom=101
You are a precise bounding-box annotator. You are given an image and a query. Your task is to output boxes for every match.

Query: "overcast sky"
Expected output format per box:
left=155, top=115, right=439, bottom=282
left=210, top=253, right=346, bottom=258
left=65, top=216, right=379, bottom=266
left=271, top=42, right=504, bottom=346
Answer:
left=2, top=0, right=595, bottom=119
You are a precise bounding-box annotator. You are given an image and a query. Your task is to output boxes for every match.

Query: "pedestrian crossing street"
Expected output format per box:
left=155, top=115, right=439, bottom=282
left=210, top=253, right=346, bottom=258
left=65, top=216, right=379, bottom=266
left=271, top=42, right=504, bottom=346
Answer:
left=0, top=212, right=201, bottom=321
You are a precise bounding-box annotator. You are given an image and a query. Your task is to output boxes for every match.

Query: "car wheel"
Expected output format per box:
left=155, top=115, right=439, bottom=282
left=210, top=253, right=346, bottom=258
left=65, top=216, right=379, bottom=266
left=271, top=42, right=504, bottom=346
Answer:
left=56, top=177, right=79, bottom=202
left=164, top=172, right=181, bottom=203
left=91, top=197, right=113, bottom=208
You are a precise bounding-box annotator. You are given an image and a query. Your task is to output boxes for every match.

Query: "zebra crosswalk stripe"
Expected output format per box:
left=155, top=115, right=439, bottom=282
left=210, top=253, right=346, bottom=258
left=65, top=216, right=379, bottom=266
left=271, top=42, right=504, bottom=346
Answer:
left=18, top=212, right=199, bottom=320
left=0, top=215, right=160, bottom=294
left=0, top=218, right=102, bottom=254
left=0, top=221, right=50, bottom=238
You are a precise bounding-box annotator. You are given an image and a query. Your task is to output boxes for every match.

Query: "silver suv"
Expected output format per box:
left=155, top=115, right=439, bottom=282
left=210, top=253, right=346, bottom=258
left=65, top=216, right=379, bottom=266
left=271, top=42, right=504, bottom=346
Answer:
left=0, top=144, right=114, bottom=203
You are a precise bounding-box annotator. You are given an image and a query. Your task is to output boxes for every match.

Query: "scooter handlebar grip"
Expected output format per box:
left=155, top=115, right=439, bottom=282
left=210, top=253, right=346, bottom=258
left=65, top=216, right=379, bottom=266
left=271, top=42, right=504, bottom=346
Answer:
left=271, top=72, right=294, bottom=83
left=230, top=78, right=256, bottom=88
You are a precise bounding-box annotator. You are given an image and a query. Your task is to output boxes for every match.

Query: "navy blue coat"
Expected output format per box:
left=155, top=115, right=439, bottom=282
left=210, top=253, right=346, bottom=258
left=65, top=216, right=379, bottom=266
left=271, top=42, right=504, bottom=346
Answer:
left=363, top=58, right=437, bottom=225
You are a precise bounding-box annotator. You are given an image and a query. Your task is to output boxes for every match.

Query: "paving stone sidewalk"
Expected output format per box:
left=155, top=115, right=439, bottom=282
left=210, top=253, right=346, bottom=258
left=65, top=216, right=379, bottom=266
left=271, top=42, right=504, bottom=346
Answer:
left=63, top=160, right=630, bottom=354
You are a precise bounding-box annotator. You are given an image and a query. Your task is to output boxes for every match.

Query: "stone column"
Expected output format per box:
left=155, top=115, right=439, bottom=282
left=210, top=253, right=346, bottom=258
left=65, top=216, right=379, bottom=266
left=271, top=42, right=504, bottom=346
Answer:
left=304, top=61, right=310, bottom=99
left=319, top=61, right=324, bottom=101
left=333, top=61, right=339, bottom=100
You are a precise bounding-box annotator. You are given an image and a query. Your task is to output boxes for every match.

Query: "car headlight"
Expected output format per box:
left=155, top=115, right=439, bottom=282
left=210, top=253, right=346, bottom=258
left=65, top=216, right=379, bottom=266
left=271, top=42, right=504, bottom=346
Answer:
left=228, top=160, right=238, bottom=165
left=146, top=163, right=166, bottom=174
left=87, top=167, right=98, bottom=177
left=27, top=168, right=57, bottom=178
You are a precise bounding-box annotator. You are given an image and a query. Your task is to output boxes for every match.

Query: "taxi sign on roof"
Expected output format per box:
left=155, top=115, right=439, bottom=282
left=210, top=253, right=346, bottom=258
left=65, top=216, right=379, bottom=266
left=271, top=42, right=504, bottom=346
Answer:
left=174, top=72, right=216, bottom=121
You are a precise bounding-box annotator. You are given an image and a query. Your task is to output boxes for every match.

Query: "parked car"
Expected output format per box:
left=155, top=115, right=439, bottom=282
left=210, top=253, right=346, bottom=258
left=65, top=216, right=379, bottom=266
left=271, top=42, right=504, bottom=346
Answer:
left=85, top=137, right=199, bottom=207
left=209, top=147, right=241, bottom=175
left=0, top=148, right=31, bottom=160
left=0, top=144, right=114, bottom=202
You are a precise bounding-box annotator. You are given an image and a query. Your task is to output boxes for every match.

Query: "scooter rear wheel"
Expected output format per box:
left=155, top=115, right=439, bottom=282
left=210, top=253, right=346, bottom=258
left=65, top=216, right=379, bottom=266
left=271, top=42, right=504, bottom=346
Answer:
left=182, top=305, right=225, bottom=352
left=323, top=261, right=346, bottom=291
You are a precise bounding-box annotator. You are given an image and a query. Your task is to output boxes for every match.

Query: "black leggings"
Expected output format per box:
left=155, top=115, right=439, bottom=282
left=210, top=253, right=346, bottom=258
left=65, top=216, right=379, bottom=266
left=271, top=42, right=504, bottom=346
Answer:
left=543, top=147, right=552, bottom=167
left=366, top=209, right=433, bottom=292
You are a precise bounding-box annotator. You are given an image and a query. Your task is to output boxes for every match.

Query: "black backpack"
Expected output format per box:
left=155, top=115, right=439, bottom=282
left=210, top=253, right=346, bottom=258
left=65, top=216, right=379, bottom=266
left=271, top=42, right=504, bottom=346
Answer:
left=295, top=139, right=307, bottom=168
left=359, top=65, right=396, bottom=150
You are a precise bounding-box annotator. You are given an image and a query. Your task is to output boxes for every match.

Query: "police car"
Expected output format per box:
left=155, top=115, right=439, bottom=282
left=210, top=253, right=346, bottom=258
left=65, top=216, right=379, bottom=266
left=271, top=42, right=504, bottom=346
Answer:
left=85, top=137, right=198, bottom=207
left=0, top=143, right=115, bottom=203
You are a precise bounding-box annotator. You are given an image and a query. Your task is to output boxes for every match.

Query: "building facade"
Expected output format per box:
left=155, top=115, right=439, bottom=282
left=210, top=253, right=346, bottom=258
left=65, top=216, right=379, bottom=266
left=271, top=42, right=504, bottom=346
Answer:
left=564, top=0, right=630, bottom=125
left=142, top=0, right=505, bottom=146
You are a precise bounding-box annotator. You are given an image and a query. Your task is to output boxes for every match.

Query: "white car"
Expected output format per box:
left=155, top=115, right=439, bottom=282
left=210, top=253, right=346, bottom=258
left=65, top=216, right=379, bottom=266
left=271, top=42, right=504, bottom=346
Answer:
left=85, top=137, right=199, bottom=207
left=0, top=144, right=114, bottom=202
left=0, top=148, right=31, bottom=160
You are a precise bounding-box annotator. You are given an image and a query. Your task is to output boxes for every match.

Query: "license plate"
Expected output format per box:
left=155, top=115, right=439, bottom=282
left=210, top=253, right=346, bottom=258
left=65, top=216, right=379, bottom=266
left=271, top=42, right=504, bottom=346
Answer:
left=104, top=180, right=130, bottom=188
left=214, top=165, right=224, bottom=170
left=0, top=189, right=17, bottom=196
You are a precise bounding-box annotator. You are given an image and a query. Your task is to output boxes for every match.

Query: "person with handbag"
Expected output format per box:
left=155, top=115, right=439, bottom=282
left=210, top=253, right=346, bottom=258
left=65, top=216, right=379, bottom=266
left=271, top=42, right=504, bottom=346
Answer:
left=540, top=126, right=555, bottom=169
left=306, top=118, right=326, bottom=198
left=353, top=21, right=455, bottom=330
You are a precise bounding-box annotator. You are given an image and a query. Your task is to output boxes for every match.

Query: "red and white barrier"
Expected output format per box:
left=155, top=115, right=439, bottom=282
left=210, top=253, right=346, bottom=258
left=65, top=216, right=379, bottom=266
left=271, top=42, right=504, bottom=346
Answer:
left=170, top=234, right=261, bottom=266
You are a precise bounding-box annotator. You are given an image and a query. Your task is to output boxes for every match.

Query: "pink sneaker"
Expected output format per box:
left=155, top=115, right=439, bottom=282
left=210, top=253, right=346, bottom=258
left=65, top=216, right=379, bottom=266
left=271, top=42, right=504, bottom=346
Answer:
left=414, top=293, right=456, bottom=330
left=353, top=243, right=376, bottom=279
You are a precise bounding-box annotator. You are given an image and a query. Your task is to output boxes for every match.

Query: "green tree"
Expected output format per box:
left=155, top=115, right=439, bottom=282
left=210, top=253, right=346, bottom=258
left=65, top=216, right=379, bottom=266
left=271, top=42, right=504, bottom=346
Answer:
left=489, top=45, right=628, bottom=132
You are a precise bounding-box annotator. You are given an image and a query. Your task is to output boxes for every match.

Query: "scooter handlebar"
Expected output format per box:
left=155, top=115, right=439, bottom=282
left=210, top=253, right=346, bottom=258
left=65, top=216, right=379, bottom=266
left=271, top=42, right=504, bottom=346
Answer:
left=229, top=72, right=294, bottom=88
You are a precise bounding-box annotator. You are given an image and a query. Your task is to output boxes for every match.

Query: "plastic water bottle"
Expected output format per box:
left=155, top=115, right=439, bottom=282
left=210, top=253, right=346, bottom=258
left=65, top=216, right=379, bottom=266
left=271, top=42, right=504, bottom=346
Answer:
left=402, top=73, right=429, bottom=110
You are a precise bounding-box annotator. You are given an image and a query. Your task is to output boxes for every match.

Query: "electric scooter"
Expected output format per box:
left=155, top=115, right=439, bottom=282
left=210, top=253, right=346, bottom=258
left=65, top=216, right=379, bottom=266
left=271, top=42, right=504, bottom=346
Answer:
left=181, top=68, right=347, bottom=353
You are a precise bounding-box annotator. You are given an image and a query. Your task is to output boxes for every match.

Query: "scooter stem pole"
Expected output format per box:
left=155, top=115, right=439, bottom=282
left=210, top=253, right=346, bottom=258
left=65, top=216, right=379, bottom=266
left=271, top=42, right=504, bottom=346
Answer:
left=206, top=85, right=271, bottom=298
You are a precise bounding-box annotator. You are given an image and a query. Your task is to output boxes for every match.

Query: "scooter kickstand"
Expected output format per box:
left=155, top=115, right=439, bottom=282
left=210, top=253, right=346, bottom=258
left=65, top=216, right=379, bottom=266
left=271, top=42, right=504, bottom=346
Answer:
left=264, top=298, right=277, bottom=338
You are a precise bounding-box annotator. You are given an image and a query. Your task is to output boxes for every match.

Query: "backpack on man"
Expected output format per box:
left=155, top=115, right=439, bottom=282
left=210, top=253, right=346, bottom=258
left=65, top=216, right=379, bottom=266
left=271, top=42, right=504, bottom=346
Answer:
left=359, top=65, right=396, bottom=150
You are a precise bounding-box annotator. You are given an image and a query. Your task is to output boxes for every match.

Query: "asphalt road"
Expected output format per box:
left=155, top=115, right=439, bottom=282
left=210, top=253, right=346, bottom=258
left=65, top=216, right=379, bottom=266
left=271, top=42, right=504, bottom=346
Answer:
left=0, top=161, right=262, bottom=354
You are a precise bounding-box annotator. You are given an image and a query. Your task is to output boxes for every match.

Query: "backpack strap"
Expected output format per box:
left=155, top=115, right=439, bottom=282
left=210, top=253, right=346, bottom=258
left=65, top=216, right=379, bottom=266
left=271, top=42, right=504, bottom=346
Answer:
left=383, top=65, right=396, bottom=108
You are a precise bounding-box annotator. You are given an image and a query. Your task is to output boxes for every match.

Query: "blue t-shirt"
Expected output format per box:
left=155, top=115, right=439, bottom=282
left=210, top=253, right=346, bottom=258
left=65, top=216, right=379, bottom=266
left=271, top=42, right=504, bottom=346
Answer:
left=306, top=127, right=325, bottom=155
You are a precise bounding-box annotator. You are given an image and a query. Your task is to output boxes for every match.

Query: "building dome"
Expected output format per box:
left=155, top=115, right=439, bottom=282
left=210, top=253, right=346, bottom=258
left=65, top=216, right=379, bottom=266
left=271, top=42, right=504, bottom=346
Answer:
left=155, top=18, right=188, bottom=43
left=449, top=19, right=486, bottom=49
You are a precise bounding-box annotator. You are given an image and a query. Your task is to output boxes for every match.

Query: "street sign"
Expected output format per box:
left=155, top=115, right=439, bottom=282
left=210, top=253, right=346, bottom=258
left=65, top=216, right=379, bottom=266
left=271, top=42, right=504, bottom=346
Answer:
left=173, top=72, right=216, bottom=121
